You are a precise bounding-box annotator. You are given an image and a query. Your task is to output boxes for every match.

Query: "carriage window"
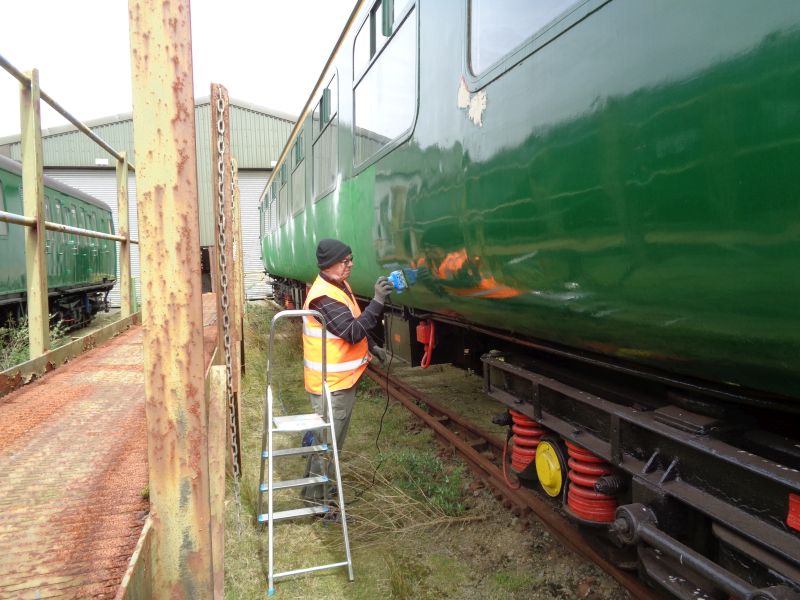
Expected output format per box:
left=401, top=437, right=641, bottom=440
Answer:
left=354, top=0, right=413, bottom=77
left=313, top=72, right=339, bottom=199
left=354, top=4, right=416, bottom=165
left=0, top=184, right=7, bottom=236
left=292, top=162, right=306, bottom=215
left=470, top=0, right=573, bottom=74
left=354, top=17, right=372, bottom=77
left=279, top=181, right=289, bottom=226
left=292, top=131, right=306, bottom=215
left=294, top=130, right=305, bottom=167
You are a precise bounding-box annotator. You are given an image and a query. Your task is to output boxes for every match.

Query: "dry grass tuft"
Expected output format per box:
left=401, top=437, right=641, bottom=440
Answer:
left=334, top=451, right=486, bottom=549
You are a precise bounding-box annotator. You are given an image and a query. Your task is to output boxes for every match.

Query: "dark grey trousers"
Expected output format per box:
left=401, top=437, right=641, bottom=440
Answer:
left=302, top=384, right=357, bottom=502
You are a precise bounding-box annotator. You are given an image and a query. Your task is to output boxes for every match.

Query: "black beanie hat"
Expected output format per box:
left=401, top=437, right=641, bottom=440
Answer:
left=316, top=238, right=352, bottom=269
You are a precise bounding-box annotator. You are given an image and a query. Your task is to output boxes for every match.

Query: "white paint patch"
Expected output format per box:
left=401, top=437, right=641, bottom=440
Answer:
left=457, top=77, right=487, bottom=127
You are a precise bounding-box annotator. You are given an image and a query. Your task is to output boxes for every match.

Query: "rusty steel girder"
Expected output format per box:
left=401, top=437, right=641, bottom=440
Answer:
left=129, top=0, right=214, bottom=597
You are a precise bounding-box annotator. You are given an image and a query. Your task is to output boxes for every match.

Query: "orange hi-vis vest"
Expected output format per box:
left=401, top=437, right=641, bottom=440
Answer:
left=302, top=276, right=370, bottom=394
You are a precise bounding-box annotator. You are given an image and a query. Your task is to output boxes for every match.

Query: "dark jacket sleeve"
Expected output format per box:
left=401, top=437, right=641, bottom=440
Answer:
left=308, top=295, right=384, bottom=345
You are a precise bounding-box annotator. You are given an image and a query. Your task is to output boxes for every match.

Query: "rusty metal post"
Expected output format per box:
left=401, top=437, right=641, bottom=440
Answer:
left=20, top=69, right=49, bottom=358
left=117, top=152, right=131, bottom=319
left=129, top=1, right=214, bottom=596
left=210, top=83, right=242, bottom=476
left=231, top=159, right=246, bottom=374
left=207, top=365, right=226, bottom=600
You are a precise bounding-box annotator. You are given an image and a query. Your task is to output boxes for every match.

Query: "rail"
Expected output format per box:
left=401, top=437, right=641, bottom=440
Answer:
left=0, top=53, right=138, bottom=359
left=0, top=54, right=135, bottom=170
left=365, top=365, right=661, bottom=600
left=0, top=210, right=139, bottom=243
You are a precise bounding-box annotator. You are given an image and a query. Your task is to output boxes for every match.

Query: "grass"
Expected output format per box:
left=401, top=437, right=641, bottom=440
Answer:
left=224, top=302, right=480, bottom=599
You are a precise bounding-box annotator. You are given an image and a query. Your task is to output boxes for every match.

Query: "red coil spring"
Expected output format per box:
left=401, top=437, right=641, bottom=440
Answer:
left=566, top=441, right=616, bottom=522
left=510, top=411, right=545, bottom=472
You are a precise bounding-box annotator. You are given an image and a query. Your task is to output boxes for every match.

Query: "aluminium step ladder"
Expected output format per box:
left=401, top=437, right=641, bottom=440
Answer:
left=257, top=309, right=354, bottom=596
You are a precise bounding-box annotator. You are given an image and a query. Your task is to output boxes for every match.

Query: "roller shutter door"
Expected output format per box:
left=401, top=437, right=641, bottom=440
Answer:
left=236, top=170, right=272, bottom=299
left=46, top=169, right=140, bottom=309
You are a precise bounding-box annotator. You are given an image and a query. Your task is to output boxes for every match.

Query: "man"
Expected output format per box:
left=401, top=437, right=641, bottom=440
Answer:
left=301, top=238, right=392, bottom=506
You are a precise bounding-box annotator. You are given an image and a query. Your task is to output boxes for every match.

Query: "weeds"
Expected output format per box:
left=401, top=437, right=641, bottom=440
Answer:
left=389, top=448, right=466, bottom=516
left=0, top=316, right=68, bottom=371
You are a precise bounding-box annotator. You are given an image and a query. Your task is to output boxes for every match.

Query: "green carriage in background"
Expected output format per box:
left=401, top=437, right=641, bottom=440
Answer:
left=0, top=154, right=116, bottom=328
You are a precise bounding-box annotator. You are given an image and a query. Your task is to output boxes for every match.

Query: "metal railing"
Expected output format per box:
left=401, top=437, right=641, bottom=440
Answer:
left=0, top=53, right=139, bottom=359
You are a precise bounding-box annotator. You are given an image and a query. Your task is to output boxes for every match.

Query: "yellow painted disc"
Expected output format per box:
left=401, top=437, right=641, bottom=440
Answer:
left=535, top=440, right=563, bottom=497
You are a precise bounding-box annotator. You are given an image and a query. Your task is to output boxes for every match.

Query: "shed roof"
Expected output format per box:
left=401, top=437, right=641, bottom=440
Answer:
left=0, top=97, right=296, bottom=246
left=0, top=97, right=296, bottom=170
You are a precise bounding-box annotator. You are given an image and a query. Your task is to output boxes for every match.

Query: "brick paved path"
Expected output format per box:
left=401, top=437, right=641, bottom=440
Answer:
left=0, top=328, right=148, bottom=599
left=0, top=295, right=219, bottom=599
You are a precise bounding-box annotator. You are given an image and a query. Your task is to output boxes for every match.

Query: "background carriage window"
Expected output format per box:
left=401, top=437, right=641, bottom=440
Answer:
left=44, top=198, right=52, bottom=247
left=312, top=72, right=339, bottom=199
left=98, top=216, right=107, bottom=254
left=78, top=208, right=87, bottom=251
left=70, top=207, right=78, bottom=244
left=470, top=0, right=573, bottom=74
left=90, top=213, right=98, bottom=250
left=0, top=184, right=7, bottom=236
left=353, top=4, right=416, bottom=165
left=54, top=199, right=63, bottom=243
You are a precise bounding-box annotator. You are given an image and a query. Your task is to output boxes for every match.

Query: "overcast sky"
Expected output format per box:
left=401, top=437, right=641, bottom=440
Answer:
left=0, top=1, right=355, bottom=138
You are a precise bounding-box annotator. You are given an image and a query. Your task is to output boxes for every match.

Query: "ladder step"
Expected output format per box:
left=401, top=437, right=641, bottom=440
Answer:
left=262, top=444, right=329, bottom=458
left=258, top=505, right=329, bottom=522
left=274, top=561, right=350, bottom=579
left=272, top=413, right=328, bottom=432
left=260, top=475, right=328, bottom=492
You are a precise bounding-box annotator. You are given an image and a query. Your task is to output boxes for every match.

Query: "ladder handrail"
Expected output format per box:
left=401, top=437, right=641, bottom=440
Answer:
left=260, top=309, right=354, bottom=594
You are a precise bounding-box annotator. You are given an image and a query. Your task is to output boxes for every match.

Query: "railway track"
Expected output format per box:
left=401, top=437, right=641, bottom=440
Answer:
left=365, top=364, right=661, bottom=600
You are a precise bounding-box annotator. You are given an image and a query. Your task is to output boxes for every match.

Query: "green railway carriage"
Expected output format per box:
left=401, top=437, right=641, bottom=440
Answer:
left=261, top=2, right=800, bottom=597
left=0, top=154, right=116, bottom=327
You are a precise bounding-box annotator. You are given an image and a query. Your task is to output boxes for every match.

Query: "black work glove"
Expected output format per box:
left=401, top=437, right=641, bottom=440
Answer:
left=370, top=345, right=389, bottom=368
left=373, top=276, right=393, bottom=304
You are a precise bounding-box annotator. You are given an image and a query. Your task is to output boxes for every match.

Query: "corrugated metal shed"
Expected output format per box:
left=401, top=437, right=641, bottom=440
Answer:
left=237, top=171, right=272, bottom=299
left=0, top=97, right=295, bottom=246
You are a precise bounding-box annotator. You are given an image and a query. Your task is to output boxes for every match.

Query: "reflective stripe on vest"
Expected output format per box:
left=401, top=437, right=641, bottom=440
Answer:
left=302, top=317, right=343, bottom=340
left=304, top=356, right=369, bottom=373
